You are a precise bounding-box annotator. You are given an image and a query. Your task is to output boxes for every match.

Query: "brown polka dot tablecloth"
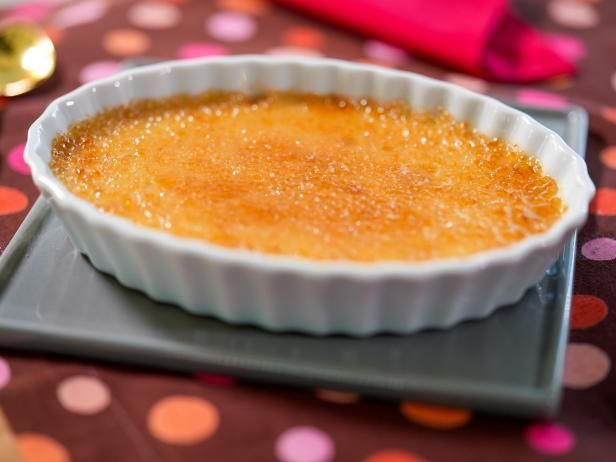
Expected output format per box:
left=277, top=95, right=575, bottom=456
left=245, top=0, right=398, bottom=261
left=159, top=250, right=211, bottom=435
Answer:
left=0, top=0, right=615, bottom=461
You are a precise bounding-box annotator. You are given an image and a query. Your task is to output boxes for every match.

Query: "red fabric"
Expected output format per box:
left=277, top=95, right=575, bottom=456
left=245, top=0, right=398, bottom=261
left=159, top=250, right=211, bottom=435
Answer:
left=275, top=0, right=575, bottom=82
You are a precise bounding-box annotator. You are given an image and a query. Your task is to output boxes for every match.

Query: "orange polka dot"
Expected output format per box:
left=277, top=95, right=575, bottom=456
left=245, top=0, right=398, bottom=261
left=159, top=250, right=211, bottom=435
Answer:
left=364, top=449, right=427, bottom=462
left=600, top=146, right=616, bottom=170
left=400, top=402, right=471, bottom=429
left=315, top=388, right=360, bottom=404
left=44, top=26, right=64, bottom=45
left=103, top=29, right=150, bottom=56
left=283, top=26, right=325, bottom=49
left=589, top=188, right=616, bottom=216
left=266, top=46, right=321, bottom=57
left=148, top=395, right=219, bottom=445
left=216, top=0, right=269, bottom=15
left=601, top=106, right=616, bottom=124
left=17, top=433, right=70, bottom=462
left=0, top=186, right=28, bottom=215
left=571, top=295, right=608, bottom=329
left=545, top=75, right=573, bottom=90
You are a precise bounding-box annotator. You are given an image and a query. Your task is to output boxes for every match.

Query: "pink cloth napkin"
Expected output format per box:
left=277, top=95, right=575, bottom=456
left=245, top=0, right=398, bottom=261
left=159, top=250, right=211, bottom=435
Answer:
left=276, top=0, right=575, bottom=82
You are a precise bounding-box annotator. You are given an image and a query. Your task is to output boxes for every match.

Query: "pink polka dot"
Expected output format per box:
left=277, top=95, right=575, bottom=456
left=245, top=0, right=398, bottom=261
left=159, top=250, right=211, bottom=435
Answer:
left=547, top=0, right=598, bottom=29
left=51, top=0, right=108, bottom=28
left=206, top=11, right=256, bottom=42
left=525, top=422, right=575, bottom=455
left=563, top=343, right=611, bottom=389
left=5, top=2, right=52, bottom=22
left=516, top=89, right=568, bottom=109
left=548, top=34, right=586, bottom=62
left=266, top=46, right=322, bottom=58
left=7, top=143, right=29, bottom=175
left=177, top=42, right=229, bottom=60
left=195, top=372, right=236, bottom=386
left=128, top=2, right=181, bottom=29
left=363, top=40, right=409, bottom=66
left=37, top=0, right=74, bottom=5
left=276, top=426, right=334, bottom=462
left=0, top=357, right=11, bottom=389
left=57, top=375, right=111, bottom=415
left=79, top=61, right=121, bottom=84
left=581, top=238, right=616, bottom=261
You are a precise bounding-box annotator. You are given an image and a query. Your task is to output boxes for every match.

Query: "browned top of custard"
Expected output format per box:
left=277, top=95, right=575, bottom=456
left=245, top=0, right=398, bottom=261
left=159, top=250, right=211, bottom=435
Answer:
left=50, top=91, right=564, bottom=262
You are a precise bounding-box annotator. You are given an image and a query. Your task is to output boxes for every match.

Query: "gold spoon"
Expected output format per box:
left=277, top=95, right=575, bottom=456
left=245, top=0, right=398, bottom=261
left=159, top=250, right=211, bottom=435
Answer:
left=0, top=22, right=56, bottom=97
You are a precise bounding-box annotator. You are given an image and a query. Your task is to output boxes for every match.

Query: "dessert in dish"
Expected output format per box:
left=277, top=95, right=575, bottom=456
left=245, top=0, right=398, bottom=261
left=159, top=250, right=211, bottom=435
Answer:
left=26, top=57, right=594, bottom=335
left=50, top=91, right=564, bottom=262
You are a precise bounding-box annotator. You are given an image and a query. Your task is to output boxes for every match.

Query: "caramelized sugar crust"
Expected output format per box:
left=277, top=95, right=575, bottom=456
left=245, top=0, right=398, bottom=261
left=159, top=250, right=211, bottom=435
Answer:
left=50, top=92, right=564, bottom=262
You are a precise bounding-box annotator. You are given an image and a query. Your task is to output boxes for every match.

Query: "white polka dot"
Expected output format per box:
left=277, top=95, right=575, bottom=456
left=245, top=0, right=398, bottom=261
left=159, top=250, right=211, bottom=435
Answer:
left=57, top=375, right=111, bottom=414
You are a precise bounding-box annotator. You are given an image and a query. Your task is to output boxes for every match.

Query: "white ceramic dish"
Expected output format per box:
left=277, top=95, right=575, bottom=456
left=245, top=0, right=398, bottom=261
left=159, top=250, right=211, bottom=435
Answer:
left=25, top=56, right=594, bottom=336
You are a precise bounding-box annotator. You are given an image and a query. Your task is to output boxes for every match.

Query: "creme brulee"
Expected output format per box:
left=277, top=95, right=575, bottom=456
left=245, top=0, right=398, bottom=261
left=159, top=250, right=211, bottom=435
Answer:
left=50, top=91, right=564, bottom=262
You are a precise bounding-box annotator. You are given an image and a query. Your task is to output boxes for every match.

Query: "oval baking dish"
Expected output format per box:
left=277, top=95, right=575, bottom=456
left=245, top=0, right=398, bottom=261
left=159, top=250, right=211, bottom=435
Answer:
left=25, top=56, right=595, bottom=336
